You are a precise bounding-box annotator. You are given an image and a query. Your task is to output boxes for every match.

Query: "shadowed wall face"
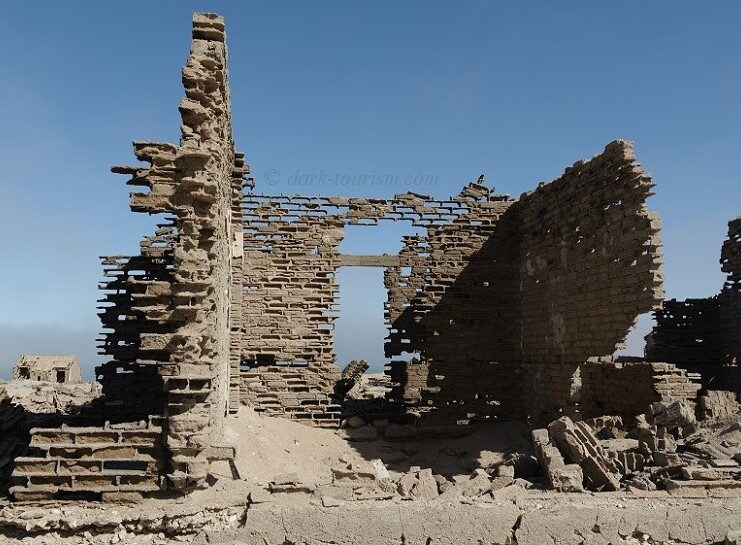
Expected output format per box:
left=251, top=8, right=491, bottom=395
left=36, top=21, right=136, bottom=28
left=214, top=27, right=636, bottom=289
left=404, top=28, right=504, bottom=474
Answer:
left=384, top=188, right=521, bottom=425
left=514, top=141, right=664, bottom=420
left=646, top=217, right=740, bottom=391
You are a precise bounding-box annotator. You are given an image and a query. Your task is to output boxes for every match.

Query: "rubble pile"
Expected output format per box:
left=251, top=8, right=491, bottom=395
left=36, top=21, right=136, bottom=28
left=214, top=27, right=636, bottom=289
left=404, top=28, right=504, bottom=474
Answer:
left=251, top=458, right=529, bottom=508
left=533, top=394, right=741, bottom=496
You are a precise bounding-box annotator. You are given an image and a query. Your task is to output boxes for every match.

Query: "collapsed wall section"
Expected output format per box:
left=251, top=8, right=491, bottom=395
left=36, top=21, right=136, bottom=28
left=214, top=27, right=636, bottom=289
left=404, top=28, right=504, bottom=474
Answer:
left=513, top=140, right=665, bottom=421
left=579, top=360, right=701, bottom=419
left=647, top=217, right=740, bottom=391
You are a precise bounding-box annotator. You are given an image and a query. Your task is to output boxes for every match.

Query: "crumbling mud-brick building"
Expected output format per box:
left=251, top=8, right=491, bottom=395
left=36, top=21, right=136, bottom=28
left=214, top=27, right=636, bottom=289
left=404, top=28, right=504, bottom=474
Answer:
left=12, top=355, right=81, bottom=384
left=6, top=13, right=738, bottom=503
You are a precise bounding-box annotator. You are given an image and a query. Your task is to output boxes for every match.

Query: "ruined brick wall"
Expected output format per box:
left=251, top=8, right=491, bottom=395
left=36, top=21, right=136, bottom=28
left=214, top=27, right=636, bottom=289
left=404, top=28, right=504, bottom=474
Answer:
left=239, top=144, right=666, bottom=426
left=239, top=186, right=522, bottom=425
left=384, top=185, right=522, bottom=424
left=240, top=195, right=345, bottom=425
left=11, top=419, right=165, bottom=502
left=130, top=13, right=243, bottom=488
left=580, top=360, right=701, bottom=419
left=719, top=217, right=740, bottom=365
left=647, top=217, right=740, bottom=369
left=514, top=141, right=664, bottom=421
left=645, top=298, right=722, bottom=365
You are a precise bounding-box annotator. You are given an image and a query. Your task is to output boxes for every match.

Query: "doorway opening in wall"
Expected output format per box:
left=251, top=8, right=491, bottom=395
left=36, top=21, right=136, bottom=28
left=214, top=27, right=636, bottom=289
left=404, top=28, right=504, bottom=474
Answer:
left=334, top=222, right=425, bottom=375
left=614, top=311, right=656, bottom=360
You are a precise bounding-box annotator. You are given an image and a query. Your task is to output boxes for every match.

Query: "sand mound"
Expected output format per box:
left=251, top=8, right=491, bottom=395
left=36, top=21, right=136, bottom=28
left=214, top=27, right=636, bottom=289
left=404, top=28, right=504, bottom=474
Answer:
left=226, top=408, right=533, bottom=487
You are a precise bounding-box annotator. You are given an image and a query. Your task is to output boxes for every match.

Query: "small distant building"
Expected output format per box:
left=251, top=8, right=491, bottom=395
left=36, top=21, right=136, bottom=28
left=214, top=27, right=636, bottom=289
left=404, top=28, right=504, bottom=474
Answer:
left=12, top=355, right=81, bottom=383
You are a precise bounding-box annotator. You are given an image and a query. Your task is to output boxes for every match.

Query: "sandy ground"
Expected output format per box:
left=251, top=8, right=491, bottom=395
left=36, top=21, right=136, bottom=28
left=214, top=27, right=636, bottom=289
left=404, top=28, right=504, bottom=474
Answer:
left=227, top=408, right=533, bottom=487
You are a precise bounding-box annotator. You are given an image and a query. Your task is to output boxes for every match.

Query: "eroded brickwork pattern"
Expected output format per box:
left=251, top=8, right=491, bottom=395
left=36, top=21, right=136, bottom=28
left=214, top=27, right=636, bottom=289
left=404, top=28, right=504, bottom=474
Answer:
left=239, top=186, right=519, bottom=425
left=580, top=361, right=701, bottom=419
left=648, top=217, right=740, bottom=373
left=515, top=141, right=665, bottom=420
left=383, top=185, right=521, bottom=424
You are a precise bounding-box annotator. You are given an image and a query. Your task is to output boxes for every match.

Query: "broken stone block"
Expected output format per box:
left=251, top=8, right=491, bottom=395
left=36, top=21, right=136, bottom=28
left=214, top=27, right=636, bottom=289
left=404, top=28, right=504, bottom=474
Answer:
left=331, top=464, right=376, bottom=486
left=321, top=495, right=342, bottom=507
left=397, top=472, right=418, bottom=497
left=101, top=491, right=142, bottom=503
left=371, top=459, right=389, bottom=480
left=531, top=428, right=584, bottom=493
left=316, top=485, right=354, bottom=502
left=438, top=480, right=455, bottom=494
left=343, top=426, right=378, bottom=441
left=377, top=477, right=397, bottom=494
left=490, top=483, right=526, bottom=501
left=345, top=416, right=366, bottom=428
left=681, top=466, right=724, bottom=481
left=581, top=456, right=620, bottom=491
left=637, top=426, right=677, bottom=456
left=653, top=451, right=682, bottom=467
left=665, top=478, right=741, bottom=498
left=698, top=391, right=740, bottom=420
left=433, top=474, right=448, bottom=488
left=272, top=472, right=299, bottom=485
left=649, top=401, right=696, bottom=436
left=489, top=476, right=513, bottom=491
left=496, top=464, right=515, bottom=478
left=354, top=486, right=395, bottom=501
left=269, top=481, right=315, bottom=494
left=625, top=474, right=657, bottom=492
left=550, top=464, right=585, bottom=492
left=248, top=488, right=271, bottom=503
left=460, top=473, right=492, bottom=497
left=411, top=469, right=439, bottom=500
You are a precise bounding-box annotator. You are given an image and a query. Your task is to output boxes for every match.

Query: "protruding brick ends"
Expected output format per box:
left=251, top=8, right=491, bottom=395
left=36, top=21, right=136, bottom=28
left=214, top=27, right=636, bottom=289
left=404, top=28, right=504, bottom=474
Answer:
left=10, top=13, right=246, bottom=499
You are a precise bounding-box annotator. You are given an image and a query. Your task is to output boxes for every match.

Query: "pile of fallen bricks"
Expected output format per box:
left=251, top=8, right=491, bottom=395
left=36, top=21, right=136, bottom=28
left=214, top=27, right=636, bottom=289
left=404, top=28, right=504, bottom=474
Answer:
left=249, top=460, right=529, bottom=508
left=533, top=391, right=741, bottom=496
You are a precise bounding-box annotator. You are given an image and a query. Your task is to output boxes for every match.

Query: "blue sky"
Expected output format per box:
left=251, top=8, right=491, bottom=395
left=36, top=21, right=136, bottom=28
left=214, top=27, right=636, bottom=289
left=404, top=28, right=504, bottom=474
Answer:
left=1, top=2, right=739, bottom=377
